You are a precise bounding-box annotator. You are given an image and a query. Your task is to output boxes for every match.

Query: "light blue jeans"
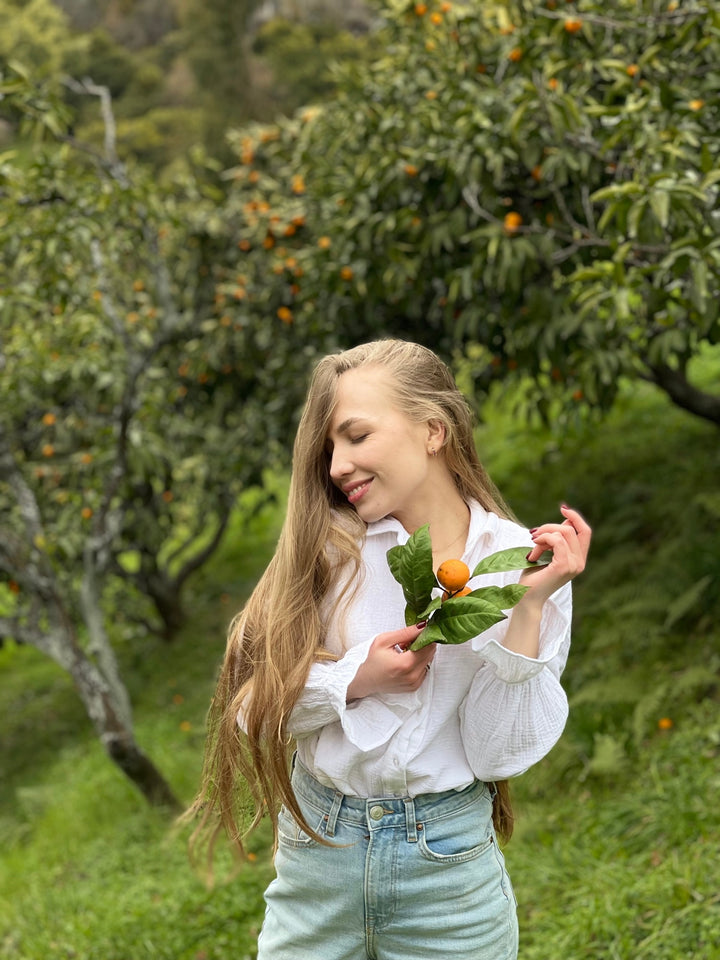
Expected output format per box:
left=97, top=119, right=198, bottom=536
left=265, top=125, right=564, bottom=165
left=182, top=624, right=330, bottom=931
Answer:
left=257, top=760, right=519, bottom=960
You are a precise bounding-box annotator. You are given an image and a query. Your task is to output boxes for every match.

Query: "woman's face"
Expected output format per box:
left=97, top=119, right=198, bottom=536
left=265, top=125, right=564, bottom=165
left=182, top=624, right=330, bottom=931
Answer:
left=325, top=367, right=440, bottom=529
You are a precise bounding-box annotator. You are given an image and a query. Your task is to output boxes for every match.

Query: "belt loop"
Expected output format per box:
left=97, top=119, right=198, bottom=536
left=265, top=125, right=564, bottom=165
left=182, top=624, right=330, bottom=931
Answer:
left=325, top=790, right=344, bottom=838
left=404, top=798, right=418, bottom=843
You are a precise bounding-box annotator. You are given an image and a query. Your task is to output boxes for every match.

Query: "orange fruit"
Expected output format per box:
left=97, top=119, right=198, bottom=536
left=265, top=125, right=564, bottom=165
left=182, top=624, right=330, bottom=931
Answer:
left=503, top=211, right=523, bottom=233
left=508, top=47, right=523, bottom=62
left=436, top=559, right=470, bottom=593
left=626, top=64, right=639, bottom=77
left=564, top=18, right=582, bottom=32
left=442, top=586, right=472, bottom=601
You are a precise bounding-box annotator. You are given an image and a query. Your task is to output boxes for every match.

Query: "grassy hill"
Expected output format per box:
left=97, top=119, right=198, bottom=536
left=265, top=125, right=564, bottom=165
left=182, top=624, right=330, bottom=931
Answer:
left=1, top=363, right=718, bottom=959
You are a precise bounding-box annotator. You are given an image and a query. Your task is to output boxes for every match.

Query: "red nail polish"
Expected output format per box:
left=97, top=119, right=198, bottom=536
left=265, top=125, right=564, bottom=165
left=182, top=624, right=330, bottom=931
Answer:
left=525, top=551, right=533, bottom=561
left=416, top=620, right=428, bottom=629
left=529, top=527, right=538, bottom=534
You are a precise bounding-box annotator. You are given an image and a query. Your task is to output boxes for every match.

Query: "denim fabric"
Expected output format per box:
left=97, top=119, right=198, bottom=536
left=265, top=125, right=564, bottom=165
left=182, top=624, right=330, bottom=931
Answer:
left=257, top=760, right=519, bottom=960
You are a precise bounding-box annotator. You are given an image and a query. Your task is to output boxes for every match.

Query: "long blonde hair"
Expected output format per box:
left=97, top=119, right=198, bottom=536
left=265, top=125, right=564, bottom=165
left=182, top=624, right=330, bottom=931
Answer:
left=184, top=340, right=515, bottom=868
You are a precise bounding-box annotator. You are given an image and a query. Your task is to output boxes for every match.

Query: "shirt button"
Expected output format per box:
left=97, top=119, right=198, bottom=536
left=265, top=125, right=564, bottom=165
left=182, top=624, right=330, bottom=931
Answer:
left=369, top=805, right=384, bottom=821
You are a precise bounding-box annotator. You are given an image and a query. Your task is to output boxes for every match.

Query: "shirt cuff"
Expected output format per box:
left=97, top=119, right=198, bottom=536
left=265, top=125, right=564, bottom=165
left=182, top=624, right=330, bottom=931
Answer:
left=470, top=585, right=572, bottom=684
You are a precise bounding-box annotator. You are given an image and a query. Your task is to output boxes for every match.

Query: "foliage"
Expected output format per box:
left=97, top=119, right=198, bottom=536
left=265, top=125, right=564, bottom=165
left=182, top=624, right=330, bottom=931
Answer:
left=0, top=0, right=75, bottom=78
left=252, top=17, right=375, bottom=115
left=214, top=0, right=720, bottom=427
left=0, top=69, right=317, bottom=802
left=177, top=0, right=261, bottom=149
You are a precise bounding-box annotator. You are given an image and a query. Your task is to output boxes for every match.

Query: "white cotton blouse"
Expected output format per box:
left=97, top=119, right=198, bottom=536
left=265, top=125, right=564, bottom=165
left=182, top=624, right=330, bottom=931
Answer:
left=288, top=500, right=572, bottom=798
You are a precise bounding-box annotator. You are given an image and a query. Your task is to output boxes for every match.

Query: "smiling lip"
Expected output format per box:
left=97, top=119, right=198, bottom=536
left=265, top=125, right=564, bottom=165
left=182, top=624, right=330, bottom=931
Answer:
left=344, top=479, right=373, bottom=504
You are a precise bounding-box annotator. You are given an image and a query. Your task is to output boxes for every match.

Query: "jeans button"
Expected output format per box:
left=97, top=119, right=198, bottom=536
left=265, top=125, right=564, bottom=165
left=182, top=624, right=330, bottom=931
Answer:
left=369, top=805, right=384, bottom=821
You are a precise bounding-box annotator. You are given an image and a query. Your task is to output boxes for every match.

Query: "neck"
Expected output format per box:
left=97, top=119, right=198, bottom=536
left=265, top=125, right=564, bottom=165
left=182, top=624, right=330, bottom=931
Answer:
left=393, top=485, right=471, bottom=564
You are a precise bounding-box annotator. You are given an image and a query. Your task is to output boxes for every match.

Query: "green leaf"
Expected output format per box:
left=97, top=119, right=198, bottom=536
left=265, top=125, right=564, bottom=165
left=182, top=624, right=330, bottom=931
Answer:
left=386, top=524, right=436, bottom=625
left=428, top=595, right=508, bottom=645
left=471, top=546, right=543, bottom=578
left=416, top=596, right=443, bottom=622
left=409, top=619, right=447, bottom=651
left=468, top=583, right=529, bottom=609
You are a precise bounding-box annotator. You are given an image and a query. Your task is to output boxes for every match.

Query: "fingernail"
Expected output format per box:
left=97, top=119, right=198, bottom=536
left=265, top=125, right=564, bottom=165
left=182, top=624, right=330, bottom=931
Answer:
left=525, top=551, right=533, bottom=561
left=416, top=620, right=428, bottom=629
left=560, top=503, right=569, bottom=510
left=529, top=527, right=538, bottom=534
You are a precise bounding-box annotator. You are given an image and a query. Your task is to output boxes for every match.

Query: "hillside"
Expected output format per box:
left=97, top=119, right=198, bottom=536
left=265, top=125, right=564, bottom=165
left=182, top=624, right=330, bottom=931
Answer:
left=0, top=361, right=718, bottom=959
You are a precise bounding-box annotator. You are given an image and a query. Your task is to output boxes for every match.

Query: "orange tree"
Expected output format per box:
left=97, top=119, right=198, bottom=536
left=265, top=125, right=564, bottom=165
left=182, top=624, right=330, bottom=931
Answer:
left=0, top=65, right=311, bottom=804
left=216, top=0, right=720, bottom=427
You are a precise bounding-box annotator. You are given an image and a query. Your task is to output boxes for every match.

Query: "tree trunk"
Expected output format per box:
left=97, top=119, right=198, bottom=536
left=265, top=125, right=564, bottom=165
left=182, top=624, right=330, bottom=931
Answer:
left=39, top=618, right=181, bottom=812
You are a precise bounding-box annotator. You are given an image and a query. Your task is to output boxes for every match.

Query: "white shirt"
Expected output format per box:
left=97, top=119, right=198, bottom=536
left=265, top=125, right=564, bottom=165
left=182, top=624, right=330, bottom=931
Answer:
left=289, top=500, right=572, bottom=798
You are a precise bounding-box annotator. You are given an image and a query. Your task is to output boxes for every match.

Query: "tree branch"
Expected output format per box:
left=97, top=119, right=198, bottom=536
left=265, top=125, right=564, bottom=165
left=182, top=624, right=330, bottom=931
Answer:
left=642, top=361, right=720, bottom=427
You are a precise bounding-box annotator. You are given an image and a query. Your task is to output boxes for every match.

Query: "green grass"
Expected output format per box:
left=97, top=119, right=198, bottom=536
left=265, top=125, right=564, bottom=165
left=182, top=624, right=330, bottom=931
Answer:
left=1, top=368, right=719, bottom=959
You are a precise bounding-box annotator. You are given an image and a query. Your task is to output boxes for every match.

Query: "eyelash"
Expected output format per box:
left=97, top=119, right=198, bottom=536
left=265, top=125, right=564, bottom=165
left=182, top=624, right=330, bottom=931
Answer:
left=350, top=434, right=369, bottom=444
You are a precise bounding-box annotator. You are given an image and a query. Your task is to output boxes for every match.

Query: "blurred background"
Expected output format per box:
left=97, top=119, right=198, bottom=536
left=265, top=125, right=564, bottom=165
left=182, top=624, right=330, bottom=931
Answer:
left=1, top=0, right=719, bottom=957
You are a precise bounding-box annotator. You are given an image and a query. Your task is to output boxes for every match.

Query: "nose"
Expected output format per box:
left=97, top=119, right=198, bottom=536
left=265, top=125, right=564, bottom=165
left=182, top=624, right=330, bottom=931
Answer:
left=329, top=445, right=353, bottom=484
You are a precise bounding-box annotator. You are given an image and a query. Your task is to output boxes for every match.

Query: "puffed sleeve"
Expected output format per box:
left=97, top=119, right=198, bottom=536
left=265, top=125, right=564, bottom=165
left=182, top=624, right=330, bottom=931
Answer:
left=458, top=582, right=572, bottom=779
left=287, top=637, right=422, bottom=751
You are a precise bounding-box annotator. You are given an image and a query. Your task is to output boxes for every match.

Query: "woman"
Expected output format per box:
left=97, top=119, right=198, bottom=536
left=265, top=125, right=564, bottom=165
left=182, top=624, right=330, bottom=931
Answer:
left=187, top=340, right=591, bottom=959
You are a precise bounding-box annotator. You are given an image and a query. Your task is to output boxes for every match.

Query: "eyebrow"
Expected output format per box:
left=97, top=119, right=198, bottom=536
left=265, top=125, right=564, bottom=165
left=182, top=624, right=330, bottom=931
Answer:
left=334, top=417, right=362, bottom=436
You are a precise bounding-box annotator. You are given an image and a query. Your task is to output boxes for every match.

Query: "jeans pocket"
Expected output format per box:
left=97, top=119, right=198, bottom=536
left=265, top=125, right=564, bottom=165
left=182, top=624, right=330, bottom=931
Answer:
left=277, top=803, right=325, bottom=848
left=417, top=807, right=494, bottom=864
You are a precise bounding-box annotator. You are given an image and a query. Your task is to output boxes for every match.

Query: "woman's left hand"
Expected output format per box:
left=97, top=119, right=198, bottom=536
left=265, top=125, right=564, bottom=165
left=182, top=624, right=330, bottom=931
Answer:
left=520, top=504, right=592, bottom=603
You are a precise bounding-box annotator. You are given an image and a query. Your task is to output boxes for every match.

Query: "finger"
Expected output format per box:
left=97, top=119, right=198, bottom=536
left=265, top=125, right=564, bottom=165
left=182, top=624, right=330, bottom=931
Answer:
left=532, top=529, right=587, bottom=575
left=559, top=504, right=592, bottom=545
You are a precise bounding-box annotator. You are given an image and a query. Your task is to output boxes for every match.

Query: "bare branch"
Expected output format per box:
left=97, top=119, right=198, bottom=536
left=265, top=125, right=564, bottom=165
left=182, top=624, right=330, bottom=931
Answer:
left=63, top=76, right=119, bottom=168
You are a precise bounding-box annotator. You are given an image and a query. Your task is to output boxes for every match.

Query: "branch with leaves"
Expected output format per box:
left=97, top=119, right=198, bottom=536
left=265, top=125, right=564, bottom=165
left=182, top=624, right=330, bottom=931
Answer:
left=387, top=525, right=546, bottom=652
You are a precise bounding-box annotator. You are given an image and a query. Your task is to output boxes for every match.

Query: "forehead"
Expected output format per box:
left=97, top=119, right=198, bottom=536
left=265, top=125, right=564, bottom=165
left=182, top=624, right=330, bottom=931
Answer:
left=328, top=367, right=397, bottom=430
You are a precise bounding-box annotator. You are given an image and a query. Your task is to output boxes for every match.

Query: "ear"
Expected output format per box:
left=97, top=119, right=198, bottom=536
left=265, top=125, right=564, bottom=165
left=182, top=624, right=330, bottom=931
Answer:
left=426, top=419, right=446, bottom=452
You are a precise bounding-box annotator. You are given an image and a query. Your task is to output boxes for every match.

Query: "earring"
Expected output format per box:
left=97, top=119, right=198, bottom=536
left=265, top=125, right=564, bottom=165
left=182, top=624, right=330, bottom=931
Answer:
left=430, top=448, right=437, bottom=457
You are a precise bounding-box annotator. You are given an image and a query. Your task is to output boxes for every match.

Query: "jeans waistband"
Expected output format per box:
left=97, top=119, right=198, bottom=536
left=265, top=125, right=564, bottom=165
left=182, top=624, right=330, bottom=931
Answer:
left=291, top=758, right=492, bottom=841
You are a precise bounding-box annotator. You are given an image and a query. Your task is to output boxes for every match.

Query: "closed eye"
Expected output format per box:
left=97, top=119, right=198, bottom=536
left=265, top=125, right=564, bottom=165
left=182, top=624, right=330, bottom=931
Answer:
left=350, top=434, right=369, bottom=444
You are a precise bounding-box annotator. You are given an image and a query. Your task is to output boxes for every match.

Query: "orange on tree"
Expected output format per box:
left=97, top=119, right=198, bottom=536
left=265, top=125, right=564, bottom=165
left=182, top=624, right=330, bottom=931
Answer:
left=436, top=558, right=470, bottom=593
left=503, top=211, right=523, bottom=233
left=564, top=18, right=582, bottom=32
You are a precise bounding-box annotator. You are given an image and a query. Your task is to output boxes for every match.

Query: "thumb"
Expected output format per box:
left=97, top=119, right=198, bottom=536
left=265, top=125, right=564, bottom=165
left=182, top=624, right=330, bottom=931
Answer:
left=393, top=621, right=428, bottom=649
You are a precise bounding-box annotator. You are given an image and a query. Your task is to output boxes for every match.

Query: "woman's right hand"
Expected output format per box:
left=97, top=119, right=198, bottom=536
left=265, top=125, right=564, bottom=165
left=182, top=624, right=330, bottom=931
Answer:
left=346, top=624, right=436, bottom=701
